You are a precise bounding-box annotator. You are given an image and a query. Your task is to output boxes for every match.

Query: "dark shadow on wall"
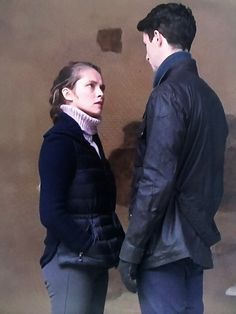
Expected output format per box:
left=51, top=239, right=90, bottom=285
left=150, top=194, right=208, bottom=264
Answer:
left=108, top=121, right=140, bottom=206
left=222, top=114, right=236, bottom=210
left=108, top=114, right=236, bottom=212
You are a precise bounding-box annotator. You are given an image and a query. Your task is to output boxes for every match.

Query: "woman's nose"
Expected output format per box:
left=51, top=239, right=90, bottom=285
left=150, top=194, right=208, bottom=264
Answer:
left=97, top=86, right=104, bottom=97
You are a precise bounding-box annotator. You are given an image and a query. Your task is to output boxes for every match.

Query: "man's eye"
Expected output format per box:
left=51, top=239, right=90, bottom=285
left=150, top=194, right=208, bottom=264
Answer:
left=100, top=84, right=105, bottom=92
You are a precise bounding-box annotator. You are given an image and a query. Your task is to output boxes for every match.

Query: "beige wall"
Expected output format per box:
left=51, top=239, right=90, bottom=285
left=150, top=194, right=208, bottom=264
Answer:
left=0, top=1, right=236, bottom=313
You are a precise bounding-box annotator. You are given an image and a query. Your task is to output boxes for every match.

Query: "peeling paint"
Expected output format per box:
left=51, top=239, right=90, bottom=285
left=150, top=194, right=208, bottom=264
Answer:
left=97, top=28, right=122, bottom=53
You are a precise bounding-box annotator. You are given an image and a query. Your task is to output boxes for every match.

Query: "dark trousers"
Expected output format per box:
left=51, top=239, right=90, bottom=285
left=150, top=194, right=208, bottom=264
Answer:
left=42, top=254, right=108, bottom=314
left=137, top=258, right=204, bottom=314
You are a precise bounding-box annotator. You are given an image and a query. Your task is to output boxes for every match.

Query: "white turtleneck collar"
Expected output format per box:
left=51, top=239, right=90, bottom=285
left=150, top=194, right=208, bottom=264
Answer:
left=60, top=104, right=102, bottom=158
left=60, top=104, right=101, bottom=135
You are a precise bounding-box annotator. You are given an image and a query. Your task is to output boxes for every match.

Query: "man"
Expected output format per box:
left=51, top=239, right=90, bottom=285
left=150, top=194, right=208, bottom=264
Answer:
left=119, top=3, right=228, bottom=314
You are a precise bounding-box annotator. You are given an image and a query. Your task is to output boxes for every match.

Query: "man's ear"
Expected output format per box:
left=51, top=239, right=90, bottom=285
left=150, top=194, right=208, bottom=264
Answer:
left=62, top=87, right=74, bottom=102
left=153, top=30, right=162, bottom=45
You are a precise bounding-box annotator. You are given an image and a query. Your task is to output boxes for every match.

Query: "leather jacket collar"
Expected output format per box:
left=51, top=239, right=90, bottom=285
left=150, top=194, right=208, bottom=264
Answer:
left=153, top=51, right=192, bottom=88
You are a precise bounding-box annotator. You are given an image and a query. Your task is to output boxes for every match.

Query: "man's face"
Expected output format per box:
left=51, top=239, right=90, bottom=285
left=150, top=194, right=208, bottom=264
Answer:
left=143, top=32, right=160, bottom=71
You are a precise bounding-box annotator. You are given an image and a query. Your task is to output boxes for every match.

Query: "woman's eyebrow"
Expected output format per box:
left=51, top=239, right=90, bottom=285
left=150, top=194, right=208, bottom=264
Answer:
left=87, top=80, right=98, bottom=83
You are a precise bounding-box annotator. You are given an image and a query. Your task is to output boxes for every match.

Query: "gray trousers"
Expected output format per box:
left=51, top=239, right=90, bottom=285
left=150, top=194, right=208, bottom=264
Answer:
left=42, top=254, right=109, bottom=314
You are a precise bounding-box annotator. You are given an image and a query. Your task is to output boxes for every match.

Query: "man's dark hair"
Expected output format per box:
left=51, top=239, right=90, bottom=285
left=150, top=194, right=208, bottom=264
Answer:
left=137, top=3, right=196, bottom=51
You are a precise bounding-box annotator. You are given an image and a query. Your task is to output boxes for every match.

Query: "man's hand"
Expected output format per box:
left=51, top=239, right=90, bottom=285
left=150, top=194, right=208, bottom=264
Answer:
left=118, top=260, right=138, bottom=293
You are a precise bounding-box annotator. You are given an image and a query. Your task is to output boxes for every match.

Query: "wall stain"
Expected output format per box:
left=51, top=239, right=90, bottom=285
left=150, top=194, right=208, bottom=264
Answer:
left=96, top=28, right=122, bottom=53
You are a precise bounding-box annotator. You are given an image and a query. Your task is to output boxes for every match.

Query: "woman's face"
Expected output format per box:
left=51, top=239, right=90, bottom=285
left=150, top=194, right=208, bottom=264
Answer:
left=64, top=67, right=105, bottom=118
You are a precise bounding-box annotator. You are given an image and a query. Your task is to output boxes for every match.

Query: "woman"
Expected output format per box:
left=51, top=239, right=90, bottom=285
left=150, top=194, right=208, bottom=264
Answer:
left=39, top=61, right=124, bottom=314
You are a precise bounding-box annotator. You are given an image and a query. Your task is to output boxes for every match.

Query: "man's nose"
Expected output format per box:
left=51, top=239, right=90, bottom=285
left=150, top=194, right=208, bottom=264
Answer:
left=146, top=54, right=149, bottom=61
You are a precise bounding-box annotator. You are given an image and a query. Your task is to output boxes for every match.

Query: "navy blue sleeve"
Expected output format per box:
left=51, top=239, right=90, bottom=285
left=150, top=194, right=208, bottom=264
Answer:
left=39, top=134, right=92, bottom=252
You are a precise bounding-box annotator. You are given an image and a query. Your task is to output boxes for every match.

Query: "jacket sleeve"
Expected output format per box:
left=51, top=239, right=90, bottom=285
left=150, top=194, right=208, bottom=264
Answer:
left=120, top=87, right=186, bottom=263
left=39, top=134, right=92, bottom=252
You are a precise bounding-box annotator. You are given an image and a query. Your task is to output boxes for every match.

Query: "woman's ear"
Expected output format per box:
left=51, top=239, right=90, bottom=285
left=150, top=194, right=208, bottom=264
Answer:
left=62, top=87, right=74, bottom=102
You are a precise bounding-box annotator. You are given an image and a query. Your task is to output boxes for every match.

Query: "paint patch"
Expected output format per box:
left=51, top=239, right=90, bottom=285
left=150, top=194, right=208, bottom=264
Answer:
left=97, top=28, right=122, bottom=53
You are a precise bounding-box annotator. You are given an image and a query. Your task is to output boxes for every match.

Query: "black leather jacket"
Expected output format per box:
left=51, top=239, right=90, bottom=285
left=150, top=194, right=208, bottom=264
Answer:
left=120, top=55, right=228, bottom=269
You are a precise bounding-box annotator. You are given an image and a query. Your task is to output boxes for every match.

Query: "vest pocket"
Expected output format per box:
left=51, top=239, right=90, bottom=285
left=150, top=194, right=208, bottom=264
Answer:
left=57, top=213, right=124, bottom=268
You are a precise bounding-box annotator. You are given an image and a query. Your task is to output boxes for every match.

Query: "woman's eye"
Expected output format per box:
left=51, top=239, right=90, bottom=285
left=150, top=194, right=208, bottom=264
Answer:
left=87, top=83, right=95, bottom=88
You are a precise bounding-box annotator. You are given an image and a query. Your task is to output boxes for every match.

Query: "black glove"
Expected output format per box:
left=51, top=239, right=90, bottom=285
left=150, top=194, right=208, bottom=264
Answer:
left=118, top=260, right=138, bottom=293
